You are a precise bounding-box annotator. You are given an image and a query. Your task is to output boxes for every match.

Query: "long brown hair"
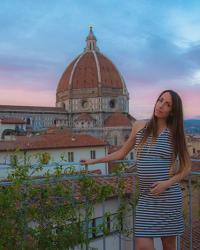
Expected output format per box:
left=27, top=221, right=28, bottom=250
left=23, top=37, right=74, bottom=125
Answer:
left=136, top=90, right=190, bottom=175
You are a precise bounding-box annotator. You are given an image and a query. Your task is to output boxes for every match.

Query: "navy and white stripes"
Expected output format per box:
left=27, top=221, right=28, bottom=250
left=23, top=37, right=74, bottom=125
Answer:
left=134, top=127, right=184, bottom=237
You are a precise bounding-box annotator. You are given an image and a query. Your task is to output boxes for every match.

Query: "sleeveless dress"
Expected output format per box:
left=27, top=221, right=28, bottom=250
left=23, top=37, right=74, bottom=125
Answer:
left=134, top=127, right=184, bottom=237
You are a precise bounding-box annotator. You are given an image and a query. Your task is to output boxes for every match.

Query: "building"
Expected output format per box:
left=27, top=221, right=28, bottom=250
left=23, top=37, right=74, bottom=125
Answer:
left=0, top=128, right=108, bottom=179
left=186, top=134, right=200, bottom=158
left=0, top=117, right=26, bottom=140
left=0, top=27, right=135, bottom=146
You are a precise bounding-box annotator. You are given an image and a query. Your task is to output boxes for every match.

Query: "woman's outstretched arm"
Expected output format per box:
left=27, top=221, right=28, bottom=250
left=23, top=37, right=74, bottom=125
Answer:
left=80, top=120, right=145, bottom=166
left=168, top=155, right=191, bottom=185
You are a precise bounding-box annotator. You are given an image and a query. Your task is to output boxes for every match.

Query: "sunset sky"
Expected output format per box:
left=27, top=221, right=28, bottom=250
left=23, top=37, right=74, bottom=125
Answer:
left=0, top=0, right=200, bottom=119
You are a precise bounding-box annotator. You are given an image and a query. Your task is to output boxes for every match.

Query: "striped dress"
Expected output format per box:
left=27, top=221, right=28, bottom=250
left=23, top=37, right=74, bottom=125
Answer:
left=134, top=126, right=184, bottom=237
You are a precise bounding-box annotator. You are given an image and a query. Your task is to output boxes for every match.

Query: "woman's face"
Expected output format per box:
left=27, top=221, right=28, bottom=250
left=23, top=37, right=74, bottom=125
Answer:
left=154, top=92, right=173, bottom=119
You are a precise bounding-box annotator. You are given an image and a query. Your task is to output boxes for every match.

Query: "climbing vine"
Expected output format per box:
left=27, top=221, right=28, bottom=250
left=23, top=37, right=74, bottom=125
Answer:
left=0, top=152, right=139, bottom=250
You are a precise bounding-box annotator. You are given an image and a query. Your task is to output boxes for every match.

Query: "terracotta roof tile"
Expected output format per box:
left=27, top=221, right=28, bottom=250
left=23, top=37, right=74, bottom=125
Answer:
left=0, top=117, right=25, bottom=124
left=43, top=126, right=72, bottom=135
left=104, top=113, right=132, bottom=127
left=192, top=161, right=200, bottom=171
left=35, top=175, right=136, bottom=201
left=0, top=105, right=66, bottom=113
left=72, top=52, right=99, bottom=89
left=56, top=51, right=125, bottom=93
left=74, top=113, right=95, bottom=122
left=0, top=132, right=107, bottom=152
left=97, top=52, right=123, bottom=89
left=56, top=58, right=77, bottom=92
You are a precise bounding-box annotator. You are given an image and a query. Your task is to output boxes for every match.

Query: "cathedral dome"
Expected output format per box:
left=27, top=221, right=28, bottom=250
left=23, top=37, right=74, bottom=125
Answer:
left=56, top=27, right=128, bottom=103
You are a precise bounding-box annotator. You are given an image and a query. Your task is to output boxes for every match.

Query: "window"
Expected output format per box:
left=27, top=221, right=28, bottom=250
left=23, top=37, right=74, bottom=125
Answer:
left=41, top=152, right=50, bottom=164
left=114, top=136, right=118, bottom=146
left=68, top=152, right=74, bottom=162
left=109, top=99, right=115, bottom=108
left=130, top=152, right=134, bottom=160
left=193, top=148, right=196, bottom=154
left=90, top=150, right=96, bottom=159
left=61, top=102, right=65, bottom=109
left=82, top=213, right=121, bottom=240
left=81, top=99, right=88, bottom=108
left=94, top=217, right=103, bottom=237
left=89, top=216, right=111, bottom=239
left=26, top=118, right=31, bottom=125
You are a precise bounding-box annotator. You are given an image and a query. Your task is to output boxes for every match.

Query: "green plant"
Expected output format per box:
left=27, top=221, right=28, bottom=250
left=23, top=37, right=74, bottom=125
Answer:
left=0, top=151, right=137, bottom=250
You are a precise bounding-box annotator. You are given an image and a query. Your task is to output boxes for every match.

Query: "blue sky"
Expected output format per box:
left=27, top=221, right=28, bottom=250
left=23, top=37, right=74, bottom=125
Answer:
left=0, top=0, right=200, bottom=119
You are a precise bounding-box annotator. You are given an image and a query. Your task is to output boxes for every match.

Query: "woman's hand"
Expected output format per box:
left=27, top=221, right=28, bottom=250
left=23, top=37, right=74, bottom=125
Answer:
left=150, top=180, right=171, bottom=196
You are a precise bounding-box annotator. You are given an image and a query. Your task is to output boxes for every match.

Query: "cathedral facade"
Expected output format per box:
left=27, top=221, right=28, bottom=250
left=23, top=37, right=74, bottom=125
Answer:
left=0, top=28, right=135, bottom=146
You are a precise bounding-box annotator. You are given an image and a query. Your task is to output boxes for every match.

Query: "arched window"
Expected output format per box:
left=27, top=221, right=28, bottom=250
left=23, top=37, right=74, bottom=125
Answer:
left=1, top=129, right=16, bottom=140
left=26, top=118, right=31, bottom=125
left=61, top=102, right=66, bottom=109
left=109, top=99, right=115, bottom=109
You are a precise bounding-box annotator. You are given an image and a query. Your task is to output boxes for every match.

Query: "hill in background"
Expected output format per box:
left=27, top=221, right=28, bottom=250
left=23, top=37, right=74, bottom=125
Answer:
left=184, top=119, right=200, bottom=135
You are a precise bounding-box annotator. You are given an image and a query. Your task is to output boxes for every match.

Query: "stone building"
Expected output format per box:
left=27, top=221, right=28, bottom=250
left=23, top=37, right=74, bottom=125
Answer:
left=0, top=27, right=135, bottom=146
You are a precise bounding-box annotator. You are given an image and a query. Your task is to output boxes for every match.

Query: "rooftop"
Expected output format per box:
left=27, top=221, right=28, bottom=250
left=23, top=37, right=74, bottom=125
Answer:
left=0, top=131, right=107, bottom=152
left=0, top=117, right=26, bottom=124
left=104, top=112, right=134, bottom=127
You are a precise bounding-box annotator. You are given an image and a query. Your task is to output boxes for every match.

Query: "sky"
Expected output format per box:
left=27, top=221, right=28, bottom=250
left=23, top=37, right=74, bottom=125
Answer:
left=0, top=0, right=200, bottom=119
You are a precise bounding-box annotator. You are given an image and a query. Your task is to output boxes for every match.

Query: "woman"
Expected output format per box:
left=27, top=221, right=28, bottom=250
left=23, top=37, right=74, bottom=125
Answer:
left=81, top=90, right=191, bottom=250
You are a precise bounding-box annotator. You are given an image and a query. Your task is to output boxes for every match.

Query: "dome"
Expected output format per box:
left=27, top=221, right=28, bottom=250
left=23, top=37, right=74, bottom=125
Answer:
left=56, top=27, right=128, bottom=102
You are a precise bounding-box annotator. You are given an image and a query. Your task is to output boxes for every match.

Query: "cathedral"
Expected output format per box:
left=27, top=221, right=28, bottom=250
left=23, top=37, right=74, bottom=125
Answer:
left=0, top=27, right=135, bottom=146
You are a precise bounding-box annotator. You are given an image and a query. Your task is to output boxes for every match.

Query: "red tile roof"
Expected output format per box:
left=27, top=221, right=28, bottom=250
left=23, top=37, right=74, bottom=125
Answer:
left=43, top=126, right=72, bottom=135
left=0, top=117, right=25, bottom=124
left=104, top=112, right=133, bottom=127
left=0, top=105, right=66, bottom=113
left=0, top=132, right=107, bottom=152
left=57, top=51, right=124, bottom=93
left=42, top=175, right=136, bottom=201
left=192, top=160, right=200, bottom=171
left=75, top=113, right=95, bottom=122
left=97, top=52, right=123, bottom=89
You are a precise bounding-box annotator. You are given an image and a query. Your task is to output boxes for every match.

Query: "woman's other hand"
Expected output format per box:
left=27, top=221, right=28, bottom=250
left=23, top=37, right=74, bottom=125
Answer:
left=150, top=180, right=170, bottom=196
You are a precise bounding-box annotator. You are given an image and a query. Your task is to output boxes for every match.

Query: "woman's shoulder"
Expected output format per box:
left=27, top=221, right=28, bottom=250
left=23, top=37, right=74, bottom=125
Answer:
left=132, top=119, right=148, bottom=134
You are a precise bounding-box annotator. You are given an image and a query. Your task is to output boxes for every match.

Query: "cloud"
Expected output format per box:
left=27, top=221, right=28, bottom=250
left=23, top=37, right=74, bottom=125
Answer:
left=0, top=54, right=61, bottom=91
left=112, top=34, right=200, bottom=90
left=185, top=44, right=200, bottom=65
left=166, top=6, right=200, bottom=44
left=0, top=0, right=199, bottom=119
left=0, top=88, right=55, bottom=107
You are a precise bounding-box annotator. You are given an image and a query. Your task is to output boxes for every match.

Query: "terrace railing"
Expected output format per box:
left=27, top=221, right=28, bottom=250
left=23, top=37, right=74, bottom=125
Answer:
left=0, top=159, right=199, bottom=250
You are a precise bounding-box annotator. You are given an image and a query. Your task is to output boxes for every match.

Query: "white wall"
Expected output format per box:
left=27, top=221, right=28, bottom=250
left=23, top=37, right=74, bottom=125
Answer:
left=0, top=146, right=107, bottom=179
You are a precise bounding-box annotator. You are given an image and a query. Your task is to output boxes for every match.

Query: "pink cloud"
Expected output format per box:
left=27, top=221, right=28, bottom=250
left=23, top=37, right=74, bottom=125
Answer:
left=0, top=88, right=55, bottom=107
left=128, top=85, right=200, bottom=119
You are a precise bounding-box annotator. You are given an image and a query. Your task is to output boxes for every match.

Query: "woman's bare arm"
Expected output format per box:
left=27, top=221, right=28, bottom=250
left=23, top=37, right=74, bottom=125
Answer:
left=80, top=120, right=146, bottom=165
left=168, top=156, right=192, bottom=185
